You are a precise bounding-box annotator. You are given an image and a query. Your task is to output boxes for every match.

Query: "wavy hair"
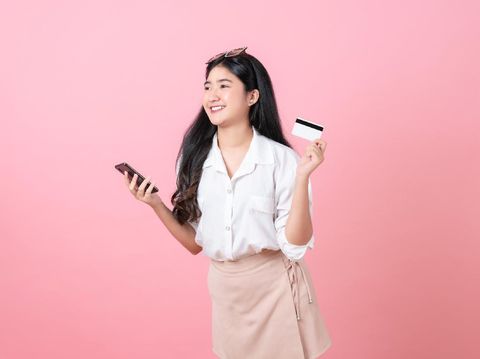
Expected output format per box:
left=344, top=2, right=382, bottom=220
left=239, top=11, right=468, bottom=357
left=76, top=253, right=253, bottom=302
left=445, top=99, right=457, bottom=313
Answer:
left=170, top=51, right=292, bottom=226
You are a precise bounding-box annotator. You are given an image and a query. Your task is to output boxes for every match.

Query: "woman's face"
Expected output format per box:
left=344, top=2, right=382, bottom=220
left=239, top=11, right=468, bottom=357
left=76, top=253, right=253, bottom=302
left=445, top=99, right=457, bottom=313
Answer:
left=203, top=65, right=256, bottom=127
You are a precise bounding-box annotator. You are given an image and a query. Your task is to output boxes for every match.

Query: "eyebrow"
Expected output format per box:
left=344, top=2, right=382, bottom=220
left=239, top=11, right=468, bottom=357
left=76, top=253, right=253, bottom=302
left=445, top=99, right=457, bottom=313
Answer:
left=204, top=78, right=233, bottom=86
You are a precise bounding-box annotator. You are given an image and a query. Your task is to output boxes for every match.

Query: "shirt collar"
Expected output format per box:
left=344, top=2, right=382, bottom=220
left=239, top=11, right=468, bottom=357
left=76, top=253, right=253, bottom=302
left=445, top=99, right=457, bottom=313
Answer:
left=202, top=126, right=274, bottom=175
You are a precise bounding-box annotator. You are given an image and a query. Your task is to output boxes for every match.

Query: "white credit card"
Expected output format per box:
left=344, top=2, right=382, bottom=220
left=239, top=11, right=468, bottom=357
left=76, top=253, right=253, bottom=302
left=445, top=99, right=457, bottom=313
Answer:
left=291, top=117, right=324, bottom=141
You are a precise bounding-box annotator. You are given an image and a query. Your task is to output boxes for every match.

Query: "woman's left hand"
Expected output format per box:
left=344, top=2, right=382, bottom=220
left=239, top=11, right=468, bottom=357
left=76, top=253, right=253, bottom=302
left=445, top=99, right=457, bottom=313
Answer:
left=296, top=138, right=327, bottom=178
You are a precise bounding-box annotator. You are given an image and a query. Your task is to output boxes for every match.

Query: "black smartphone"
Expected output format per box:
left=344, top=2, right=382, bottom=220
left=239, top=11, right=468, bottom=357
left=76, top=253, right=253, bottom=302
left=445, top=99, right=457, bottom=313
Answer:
left=114, top=162, right=159, bottom=193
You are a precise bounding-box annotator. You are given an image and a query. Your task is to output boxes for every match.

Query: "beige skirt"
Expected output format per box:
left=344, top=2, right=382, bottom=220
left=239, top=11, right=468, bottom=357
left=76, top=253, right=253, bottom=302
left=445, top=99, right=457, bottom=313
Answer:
left=207, top=249, right=332, bottom=359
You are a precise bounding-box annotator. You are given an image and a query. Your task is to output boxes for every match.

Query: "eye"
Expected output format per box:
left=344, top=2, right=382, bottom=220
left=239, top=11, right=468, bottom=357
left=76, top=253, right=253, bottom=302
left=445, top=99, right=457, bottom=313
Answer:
left=204, top=85, right=229, bottom=90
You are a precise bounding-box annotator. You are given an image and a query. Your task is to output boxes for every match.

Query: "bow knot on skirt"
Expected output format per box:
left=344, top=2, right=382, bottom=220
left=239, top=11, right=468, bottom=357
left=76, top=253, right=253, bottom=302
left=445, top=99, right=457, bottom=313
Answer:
left=285, top=258, right=314, bottom=321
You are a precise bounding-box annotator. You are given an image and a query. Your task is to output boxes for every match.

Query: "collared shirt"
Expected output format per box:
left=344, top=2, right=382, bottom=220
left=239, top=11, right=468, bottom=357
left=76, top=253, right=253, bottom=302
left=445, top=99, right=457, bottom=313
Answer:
left=179, top=126, right=315, bottom=262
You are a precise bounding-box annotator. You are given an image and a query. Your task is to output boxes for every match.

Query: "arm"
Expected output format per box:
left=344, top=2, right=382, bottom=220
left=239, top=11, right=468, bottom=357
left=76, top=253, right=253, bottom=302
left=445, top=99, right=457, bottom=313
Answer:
left=148, top=152, right=201, bottom=255
left=150, top=201, right=203, bottom=255
left=274, top=153, right=315, bottom=262
left=285, top=174, right=313, bottom=246
left=285, top=137, right=326, bottom=247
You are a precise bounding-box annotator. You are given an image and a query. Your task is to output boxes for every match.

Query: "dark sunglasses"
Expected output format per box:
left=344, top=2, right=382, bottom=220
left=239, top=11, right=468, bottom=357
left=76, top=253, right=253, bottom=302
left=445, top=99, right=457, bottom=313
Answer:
left=205, top=46, right=248, bottom=64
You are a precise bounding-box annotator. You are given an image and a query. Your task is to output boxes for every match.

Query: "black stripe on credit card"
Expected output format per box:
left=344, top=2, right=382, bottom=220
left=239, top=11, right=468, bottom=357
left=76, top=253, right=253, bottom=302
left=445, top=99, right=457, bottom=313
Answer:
left=295, top=118, right=324, bottom=131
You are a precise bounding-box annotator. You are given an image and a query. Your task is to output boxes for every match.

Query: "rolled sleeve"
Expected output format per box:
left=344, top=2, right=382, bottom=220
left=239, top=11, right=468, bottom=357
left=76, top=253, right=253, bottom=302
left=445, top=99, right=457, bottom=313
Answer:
left=188, top=219, right=199, bottom=231
left=274, top=151, right=315, bottom=262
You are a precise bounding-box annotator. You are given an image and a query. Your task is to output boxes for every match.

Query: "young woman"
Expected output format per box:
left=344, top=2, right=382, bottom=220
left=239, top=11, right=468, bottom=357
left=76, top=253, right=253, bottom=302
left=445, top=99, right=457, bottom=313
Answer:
left=124, top=47, right=332, bottom=358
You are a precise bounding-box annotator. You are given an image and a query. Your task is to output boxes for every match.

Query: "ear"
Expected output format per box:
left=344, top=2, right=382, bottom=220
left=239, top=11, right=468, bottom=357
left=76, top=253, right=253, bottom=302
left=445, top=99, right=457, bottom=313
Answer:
left=248, top=89, right=260, bottom=106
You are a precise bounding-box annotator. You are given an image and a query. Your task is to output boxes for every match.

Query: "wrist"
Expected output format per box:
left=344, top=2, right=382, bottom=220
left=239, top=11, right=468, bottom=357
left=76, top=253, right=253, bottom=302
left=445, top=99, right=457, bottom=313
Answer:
left=295, top=172, right=309, bottom=183
left=149, top=198, right=165, bottom=210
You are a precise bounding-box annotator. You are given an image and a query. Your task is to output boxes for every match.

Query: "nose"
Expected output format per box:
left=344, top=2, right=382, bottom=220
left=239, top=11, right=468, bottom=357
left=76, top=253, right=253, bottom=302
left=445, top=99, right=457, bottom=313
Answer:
left=207, top=86, right=221, bottom=102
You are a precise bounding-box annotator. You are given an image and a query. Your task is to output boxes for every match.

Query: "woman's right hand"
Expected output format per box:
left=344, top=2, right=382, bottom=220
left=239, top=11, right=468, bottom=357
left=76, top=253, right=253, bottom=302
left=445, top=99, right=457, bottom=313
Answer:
left=124, top=171, right=163, bottom=208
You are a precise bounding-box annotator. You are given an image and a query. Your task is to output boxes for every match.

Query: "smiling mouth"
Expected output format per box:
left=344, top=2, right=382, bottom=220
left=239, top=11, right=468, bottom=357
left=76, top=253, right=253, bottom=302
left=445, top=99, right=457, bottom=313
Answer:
left=210, top=105, right=225, bottom=113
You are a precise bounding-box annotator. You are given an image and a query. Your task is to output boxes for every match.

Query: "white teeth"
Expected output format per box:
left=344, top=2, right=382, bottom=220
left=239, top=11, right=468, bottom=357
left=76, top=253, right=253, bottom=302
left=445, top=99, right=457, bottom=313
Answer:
left=211, top=106, right=225, bottom=111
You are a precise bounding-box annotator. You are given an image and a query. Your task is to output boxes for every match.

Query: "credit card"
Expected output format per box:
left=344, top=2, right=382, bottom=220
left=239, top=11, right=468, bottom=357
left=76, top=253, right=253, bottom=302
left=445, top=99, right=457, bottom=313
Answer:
left=291, top=117, right=324, bottom=141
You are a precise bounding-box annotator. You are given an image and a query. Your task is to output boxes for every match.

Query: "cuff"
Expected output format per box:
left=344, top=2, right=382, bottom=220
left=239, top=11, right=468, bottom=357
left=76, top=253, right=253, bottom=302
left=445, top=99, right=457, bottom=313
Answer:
left=277, top=230, right=314, bottom=262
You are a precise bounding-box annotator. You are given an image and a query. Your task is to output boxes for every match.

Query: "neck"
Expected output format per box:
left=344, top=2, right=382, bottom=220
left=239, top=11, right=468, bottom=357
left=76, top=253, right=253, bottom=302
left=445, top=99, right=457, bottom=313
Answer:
left=217, top=124, right=253, bottom=151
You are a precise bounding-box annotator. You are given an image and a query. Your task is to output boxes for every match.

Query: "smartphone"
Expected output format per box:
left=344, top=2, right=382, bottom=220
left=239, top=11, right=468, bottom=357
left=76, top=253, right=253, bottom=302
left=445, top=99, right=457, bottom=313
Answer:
left=114, top=162, right=159, bottom=193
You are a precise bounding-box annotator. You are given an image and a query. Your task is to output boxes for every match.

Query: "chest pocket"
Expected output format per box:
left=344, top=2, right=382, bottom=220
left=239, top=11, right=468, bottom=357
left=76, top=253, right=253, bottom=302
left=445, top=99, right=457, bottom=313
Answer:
left=248, top=195, right=276, bottom=238
left=250, top=195, right=275, bottom=215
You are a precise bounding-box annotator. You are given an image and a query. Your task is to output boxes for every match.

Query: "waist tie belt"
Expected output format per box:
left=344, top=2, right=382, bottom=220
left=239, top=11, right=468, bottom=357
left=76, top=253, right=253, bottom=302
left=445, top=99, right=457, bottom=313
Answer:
left=285, top=259, right=313, bottom=321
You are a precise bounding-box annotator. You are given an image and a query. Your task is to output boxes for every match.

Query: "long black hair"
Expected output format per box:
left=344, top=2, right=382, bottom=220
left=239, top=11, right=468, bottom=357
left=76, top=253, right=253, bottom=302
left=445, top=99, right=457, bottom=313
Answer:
left=171, top=51, right=292, bottom=226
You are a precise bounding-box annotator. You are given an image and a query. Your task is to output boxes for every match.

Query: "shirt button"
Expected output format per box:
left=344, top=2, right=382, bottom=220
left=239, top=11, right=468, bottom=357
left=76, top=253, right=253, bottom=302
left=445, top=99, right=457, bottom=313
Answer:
left=227, top=189, right=232, bottom=193
left=225, top=225, right=230, bottom=231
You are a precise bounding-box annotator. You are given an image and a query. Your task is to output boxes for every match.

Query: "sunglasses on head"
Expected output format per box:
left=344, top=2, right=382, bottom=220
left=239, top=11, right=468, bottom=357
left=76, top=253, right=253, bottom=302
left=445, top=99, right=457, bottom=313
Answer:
left=205, top=46, right=248, bottom=64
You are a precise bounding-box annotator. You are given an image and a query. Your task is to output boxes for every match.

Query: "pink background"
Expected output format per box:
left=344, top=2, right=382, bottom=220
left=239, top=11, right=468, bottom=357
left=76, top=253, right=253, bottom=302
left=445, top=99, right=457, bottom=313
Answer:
left=1, top=0, right=479, bottom=358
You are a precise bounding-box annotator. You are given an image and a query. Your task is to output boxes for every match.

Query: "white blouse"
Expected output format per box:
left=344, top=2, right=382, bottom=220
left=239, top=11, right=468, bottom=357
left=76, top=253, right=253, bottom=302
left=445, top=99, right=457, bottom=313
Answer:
left=178, top=126, right=315, bottom=262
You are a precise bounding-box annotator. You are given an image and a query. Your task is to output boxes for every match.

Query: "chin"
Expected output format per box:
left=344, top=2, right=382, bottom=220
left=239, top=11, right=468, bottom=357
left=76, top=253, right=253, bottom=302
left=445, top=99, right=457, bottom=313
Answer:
left=209, top=117, right=228, bottom=126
